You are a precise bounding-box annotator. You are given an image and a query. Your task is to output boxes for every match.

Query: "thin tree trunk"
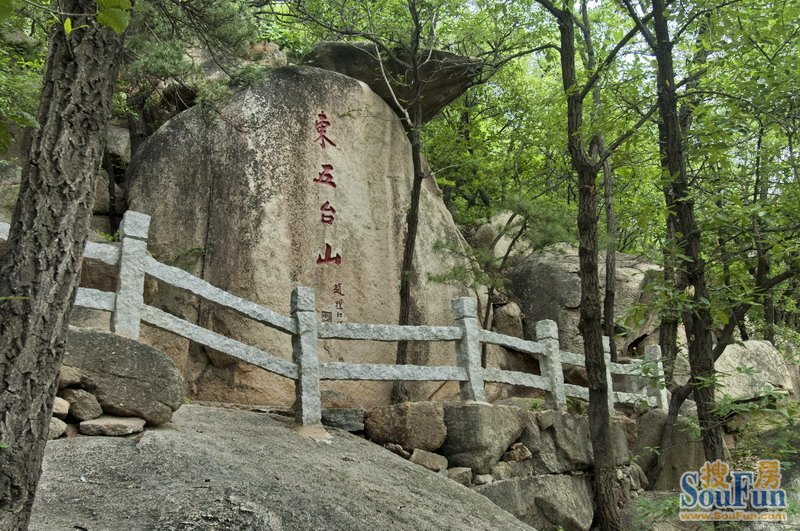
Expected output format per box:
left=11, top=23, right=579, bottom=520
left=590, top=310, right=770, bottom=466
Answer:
left=543, top=2, right=621, bottom=526
left=652, top=0, right=724, bottom=462
left=0, top=3, right=124, bottom=528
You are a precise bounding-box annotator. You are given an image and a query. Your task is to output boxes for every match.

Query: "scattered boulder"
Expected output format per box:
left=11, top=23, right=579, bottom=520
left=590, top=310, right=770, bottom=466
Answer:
left=474, top=474, right=494, bottom=486
left=508, top=243, right=659, bottom=354
left=48, top=418, right=67, bottom=440
left=440, top=402, right=525, bottom=474
left=673, top=339, right=799, bottom=401
left=409, top=449, right=448, bottom=472
left=305, top=42, right=481, bottom=124
left=365, top=401, right=446, bottom=452
left=79, top=416, right=146, bottom=437
left=59, top=388, right=103, bottom=422
left=492, top=302, right=524, bottom=338
left=448, top=467, right=473, bottom=487
left=471, top=212, right=532, bottom=263
left=64, top=327, right=184, bottom=425
left=476, top=474, right=594, bottom=531
left=52, top=397, right=70, bottom=419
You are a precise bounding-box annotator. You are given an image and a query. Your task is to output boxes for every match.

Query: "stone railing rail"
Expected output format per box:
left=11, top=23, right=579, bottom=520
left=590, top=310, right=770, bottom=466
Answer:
left=0, top=211, right=668, bottom=427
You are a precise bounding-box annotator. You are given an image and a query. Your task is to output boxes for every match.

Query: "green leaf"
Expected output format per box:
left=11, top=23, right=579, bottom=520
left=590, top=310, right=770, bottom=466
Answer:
left=64, top=17, right=72, bottom=35
left=0, top=0, right=14, bottom=22
left=96, top=0, right=131, bottom=34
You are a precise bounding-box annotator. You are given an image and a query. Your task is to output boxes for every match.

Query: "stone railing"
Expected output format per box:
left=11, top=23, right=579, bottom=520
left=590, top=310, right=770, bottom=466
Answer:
left=0, top=211, right=668, bottom=426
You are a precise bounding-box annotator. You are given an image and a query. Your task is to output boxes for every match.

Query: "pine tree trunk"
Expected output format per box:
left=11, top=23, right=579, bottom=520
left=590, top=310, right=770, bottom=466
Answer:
left=0, top=4, right=123, bottom=528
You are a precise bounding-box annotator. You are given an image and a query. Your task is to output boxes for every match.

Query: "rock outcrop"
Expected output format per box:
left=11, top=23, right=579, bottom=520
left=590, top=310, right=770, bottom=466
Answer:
left=32, top=404, right=531, bottom=530
left=508, top=243, right=659, bottom=354
left=306, top=42, right=481, bottom=123
left=126, top=66, right=480, bottom=407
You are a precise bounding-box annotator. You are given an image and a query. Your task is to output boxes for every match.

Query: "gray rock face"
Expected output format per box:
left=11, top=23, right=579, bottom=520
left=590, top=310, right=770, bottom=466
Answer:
left=126, top=65, right=478, bottom=407
left=64, top=327, right=184, bottom=425
left=79, top=416, right=146, bottom=436
left=59, top=388, right=103, bottom=421
left=476, top=474, right=594, bottom=531
left=509, top=243, right=659, bottom=354
left=365, top=401, right=447, bottom=452
left=52, top=396, right=70, bottom=419
left=492, top=301, right=524, bottom=338
left=321, top=408, right=364, bottom=432
left=673, top=339, right=799, bottom=400
left=48, top=418, right=67, bottom=440
left=306, top=42, right=481, bottom=124
left=32, top=404, right=531, bottom=530
left=448, top=467, right=473, bottom=487
left=440, top=403, right=525, bottom=475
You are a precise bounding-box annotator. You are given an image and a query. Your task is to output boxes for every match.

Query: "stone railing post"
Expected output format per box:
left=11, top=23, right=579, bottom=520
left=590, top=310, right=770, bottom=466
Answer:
left=291, top=287, right=322, bottom=426
left=536, top=320, right=566, bottom=410
left=452, top=297, right=486, bottom=402
left=111, top=211, right=151, bottom=339
left=645, top=345, right=669, bottom=413
left=603, top=336, right=615, bottom=413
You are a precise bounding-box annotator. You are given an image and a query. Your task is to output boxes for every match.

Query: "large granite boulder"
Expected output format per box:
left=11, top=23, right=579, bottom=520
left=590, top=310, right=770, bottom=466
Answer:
left=508, top=243, right=659, bottom=354
left=62, top=327, right=184, bottom=425
left=305, top=42, right=481, bottom=123
left=126, top=66, right=480, bottom=407
left=673, top=339, right=799, bottom=400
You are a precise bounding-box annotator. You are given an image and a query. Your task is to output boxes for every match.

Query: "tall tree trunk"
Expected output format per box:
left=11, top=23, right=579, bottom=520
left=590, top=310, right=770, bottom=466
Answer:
left=0, top=3, right=124, bottom=528
left=392, top=9, right=425, bottom=402
left=543, top=3, right=621, bottom=526
left=652, top=0, right=724, bottom=462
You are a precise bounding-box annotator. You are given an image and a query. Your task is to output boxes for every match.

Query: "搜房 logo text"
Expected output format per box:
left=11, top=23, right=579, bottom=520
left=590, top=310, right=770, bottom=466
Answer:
left=679, top=459, right=787, bottom=522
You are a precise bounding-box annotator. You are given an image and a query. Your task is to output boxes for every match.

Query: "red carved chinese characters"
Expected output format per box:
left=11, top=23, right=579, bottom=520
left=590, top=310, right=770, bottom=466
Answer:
left=320, top=201, right=336, bottom=224
left=315, top=112, right=337, bottom=148
left=333, top=283, right=345, bottom=296
left=314, top=164, right=336, bottom=188
left=316, top=243, right=342, bottom=265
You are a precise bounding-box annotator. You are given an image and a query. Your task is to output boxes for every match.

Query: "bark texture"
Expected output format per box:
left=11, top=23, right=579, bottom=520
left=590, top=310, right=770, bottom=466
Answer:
left=0, top=3, right=123, bottom=528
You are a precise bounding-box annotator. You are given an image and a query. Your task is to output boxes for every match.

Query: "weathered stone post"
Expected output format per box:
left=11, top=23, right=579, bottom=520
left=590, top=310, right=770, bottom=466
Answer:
left=291, top=287, right=322, bottom=426
left=111, top=211, right=151, bottom=339
left=603, top=336, right=615, bottom=413
left=644, top=344, right=669, bottom=413
left=536, top=319, right=566, bottom=410
left=452, top=297, right=486, bottom=402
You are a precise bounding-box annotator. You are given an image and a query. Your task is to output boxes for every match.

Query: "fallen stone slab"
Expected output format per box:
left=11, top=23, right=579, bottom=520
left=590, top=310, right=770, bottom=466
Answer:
left=52, top=396, right=70, bottom=419
left=410, top=449, right=448, bottom=472
left=79, top=416, right=146, bottom=437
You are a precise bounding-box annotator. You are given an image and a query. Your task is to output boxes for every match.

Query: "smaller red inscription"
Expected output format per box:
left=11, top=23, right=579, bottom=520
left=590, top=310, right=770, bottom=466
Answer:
left=316, top=243, right=342, bottom=265
left=313, top=164, right=336, bottom=188
left=320, top=201, right=336, bottom=224
left=315, top=112, right=337, bottom=149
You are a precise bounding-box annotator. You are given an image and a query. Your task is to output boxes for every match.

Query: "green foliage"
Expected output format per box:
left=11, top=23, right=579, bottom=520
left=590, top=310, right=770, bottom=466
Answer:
left=96, top=0, right=132, bottom=34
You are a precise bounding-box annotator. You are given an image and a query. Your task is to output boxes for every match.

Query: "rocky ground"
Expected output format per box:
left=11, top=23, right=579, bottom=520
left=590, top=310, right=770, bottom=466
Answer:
left=31, top=404, right=531, bottom=530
